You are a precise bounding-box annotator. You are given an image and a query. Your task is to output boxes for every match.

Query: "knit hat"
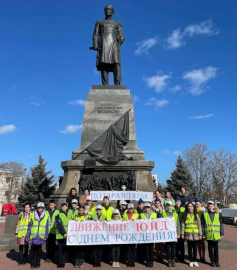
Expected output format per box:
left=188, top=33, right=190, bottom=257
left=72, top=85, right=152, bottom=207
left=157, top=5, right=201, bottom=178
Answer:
left=195, top=198, right=201, bottom=203
left=119, top=200, right=127, bottom=205
left=155, top=198, right=161, bottom=202
left=138, top=198, right=144, bottom=204
left=175, top=196, right=181, bottom=201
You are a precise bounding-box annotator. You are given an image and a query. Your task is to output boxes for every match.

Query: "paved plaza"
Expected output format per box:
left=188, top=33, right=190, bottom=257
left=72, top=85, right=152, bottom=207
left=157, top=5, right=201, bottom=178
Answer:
left=0, top=222, right=237, bottom=270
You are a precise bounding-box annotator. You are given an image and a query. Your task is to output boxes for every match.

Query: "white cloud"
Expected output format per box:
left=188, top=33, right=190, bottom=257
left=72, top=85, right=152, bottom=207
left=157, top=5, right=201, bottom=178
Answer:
left=30, top=101, right=40, bottom=106
left=173, top=151, right=181, bottom=155
left=184, top=20, right=219, bottom=37
left=166, top=29, right=184, bottom=50
left=183, top=66, right=218, bottom=95
left=165, top=20, right=219, bottom=50
left=60, top=124, right=82, bottom=134
left=68, top=99, right=85, bottom=106
left=170, top=85, right=182, bottom=93
left=189, top=113, right=214, bottom=119
left=0, top=125, right=17, bottom=135
left=29, top=154, right=34, bottom=158
left=135, top=37, right=158, bottom=56
left=164, top=149, right=170, bottom=155
left=133, top=95, right=139, bottom=103
left=145, top=98, right=169, bottom=108
left=144, top=71, right=171, bottom=93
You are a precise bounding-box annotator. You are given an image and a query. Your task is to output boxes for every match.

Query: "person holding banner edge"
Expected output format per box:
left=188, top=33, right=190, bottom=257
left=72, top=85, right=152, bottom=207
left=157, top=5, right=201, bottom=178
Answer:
left=159, top=200, right=180, bottom=267
left=174, top=197, right=185, bottom=263
left=93, top=204, right=107, bottom=267
left=55, top=202, right=72, bottom=268
left=140, top=203, right=157, bottom=267
left=73, top=205, right=87, bottom=268
left=111, top=209, right=123, bottom=268
left=123, top=203, right=139, bottom=267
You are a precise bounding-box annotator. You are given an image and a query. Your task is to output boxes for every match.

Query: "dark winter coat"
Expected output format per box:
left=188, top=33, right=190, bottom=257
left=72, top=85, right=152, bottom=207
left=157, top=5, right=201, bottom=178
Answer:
left=180, top=190, right=191, bottom=207
left=66, top=195, right=79, bottom=208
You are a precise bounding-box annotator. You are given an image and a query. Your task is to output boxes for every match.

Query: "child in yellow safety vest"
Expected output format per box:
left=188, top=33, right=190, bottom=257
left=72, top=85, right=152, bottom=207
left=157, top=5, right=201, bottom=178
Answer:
left=201, top=201, right=224, bottom=268
left=45, top=199, right=59, bottom=263
left=73, top=205, right=87, bottom=268
left=140, top=203, right=157, bottom=268
left=93, top=205, right=106, bottom=267
left=68, top=198, right=79, bottom=217
left=174, top=197, right=185, bottom=263
left=159, top=201, right=180, bottom=268
left=195, top=198, right=206, bottom=263
left=26, top=202, right=49, bottom=269
left=181, top=202, right=202, bottom=268
left=111, top=209, right=123, bottom=268
left=102, top=196, right=114, bottom=221
left=55, top=202, right=72, bottom=268
left=123, top=203, right=139, bottom=267
left=15, top=203, right=32, bottom=265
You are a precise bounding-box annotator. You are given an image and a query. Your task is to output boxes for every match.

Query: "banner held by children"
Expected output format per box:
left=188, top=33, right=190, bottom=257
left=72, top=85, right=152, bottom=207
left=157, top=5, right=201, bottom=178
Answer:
left=67, top=218, right=176, bottom=246
left=90, top=191, right=153, bottom=201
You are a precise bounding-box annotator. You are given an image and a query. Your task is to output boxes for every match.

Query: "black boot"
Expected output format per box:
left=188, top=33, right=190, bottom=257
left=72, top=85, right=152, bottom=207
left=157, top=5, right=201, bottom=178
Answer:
left=210, top=261, right=216, bottom=267
left=78, top=259, right=84, bottom=268
left=23, top=257, right=27, bottom=265
left=215, top=261, right=220, bottom=267
left=31, top=260, right=36, bottom=269
left=127, top=261, right=131, bottom=267
left=18, top=257, right=24, bottom=265
left=74, top=259, right=80, bottom=268
left=36, top=258, right=40, bottom=269
left=131, top=262, right=135, bottom=267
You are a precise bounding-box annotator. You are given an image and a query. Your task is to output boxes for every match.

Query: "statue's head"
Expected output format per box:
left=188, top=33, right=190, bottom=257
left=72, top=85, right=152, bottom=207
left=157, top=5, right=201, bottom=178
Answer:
left=104, top=5, right=114, bottom=16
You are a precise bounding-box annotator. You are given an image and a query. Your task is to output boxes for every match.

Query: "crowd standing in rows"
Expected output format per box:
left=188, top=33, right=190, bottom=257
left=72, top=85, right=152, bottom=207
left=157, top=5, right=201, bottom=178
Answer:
left=15, top=187, right=224, bottom=269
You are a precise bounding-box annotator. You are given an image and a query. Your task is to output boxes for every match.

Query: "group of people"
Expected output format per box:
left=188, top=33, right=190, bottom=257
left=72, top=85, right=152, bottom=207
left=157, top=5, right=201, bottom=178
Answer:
left=15, top=187, right=224, bottom=269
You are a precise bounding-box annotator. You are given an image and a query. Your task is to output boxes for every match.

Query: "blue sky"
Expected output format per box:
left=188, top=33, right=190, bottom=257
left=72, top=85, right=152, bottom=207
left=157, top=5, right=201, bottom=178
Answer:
left=1, top=0, right=237, bottom=185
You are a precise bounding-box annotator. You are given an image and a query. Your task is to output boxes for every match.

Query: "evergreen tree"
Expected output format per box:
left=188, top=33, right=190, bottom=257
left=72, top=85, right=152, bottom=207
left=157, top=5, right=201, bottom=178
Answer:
left=166, top=156, right=196, bottom=199
left=17, top=155, right=56, bottom=211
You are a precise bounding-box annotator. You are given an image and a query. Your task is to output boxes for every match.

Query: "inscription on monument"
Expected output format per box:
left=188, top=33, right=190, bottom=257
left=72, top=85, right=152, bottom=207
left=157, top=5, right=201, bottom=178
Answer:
left=94, top=103, right=124, bottom=114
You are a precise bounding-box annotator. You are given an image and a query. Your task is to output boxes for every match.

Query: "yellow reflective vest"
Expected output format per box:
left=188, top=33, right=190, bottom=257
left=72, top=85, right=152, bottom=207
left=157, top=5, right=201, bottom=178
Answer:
left=203, top=212, right=221, bottom=241
left=46, top=209, right=59, bottom=234
left=87, top=206, right=96, bottom=219
left=102, top=206, right=114, bottom=221
left=73, top=214, right=87, bottom=221
left=30, top=211, right=49, bottom=240
left=140, top=212, right=157, bottom=219
left=123, top=211, right=139, bottom=220
left=160, top=211, right=178, bottom=226
left=56, top=211, right=72, bottom=240
left=17, top=212, right=31, bottom=238
left=184, top=213, right=199, bottom=234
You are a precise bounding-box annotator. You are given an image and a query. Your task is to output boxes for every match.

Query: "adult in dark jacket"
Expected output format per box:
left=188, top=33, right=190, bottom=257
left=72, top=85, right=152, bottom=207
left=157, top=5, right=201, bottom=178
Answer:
left=180, top=187, right=191, bottom=207
left=66, top=188, right=79, bottom=208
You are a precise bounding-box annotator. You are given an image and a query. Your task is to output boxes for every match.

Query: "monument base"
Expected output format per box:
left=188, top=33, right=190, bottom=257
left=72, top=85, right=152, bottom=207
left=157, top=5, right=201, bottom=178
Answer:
left=52, top=160, right=155, bottom=207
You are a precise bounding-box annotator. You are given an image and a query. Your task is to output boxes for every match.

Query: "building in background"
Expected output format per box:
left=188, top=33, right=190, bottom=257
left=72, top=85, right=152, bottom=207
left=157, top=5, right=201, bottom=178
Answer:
left=152, top=174, right=158, bottom=187
left=0, top=170, right=23, bottom=214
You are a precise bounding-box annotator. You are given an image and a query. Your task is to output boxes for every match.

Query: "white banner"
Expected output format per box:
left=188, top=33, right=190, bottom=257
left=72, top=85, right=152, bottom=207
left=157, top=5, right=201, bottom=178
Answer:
left=90, top=191, right=153, bottom=202
left=67, top=218, right=177, bottom=246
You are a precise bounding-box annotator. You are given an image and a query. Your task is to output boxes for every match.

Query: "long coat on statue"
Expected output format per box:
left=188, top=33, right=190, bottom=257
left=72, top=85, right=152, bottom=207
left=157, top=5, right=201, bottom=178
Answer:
left=93, top=19, right=125, bottom=75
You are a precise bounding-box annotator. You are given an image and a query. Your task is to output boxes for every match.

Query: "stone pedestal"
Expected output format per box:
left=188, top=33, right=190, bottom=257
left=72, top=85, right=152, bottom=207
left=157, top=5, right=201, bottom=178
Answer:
left=52, top=85, right=155, bottom=206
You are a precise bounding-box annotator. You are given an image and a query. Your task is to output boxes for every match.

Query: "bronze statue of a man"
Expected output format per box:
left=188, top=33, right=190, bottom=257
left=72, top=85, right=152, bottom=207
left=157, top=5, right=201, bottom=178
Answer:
left=90, top=5, right=125, bottom=85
